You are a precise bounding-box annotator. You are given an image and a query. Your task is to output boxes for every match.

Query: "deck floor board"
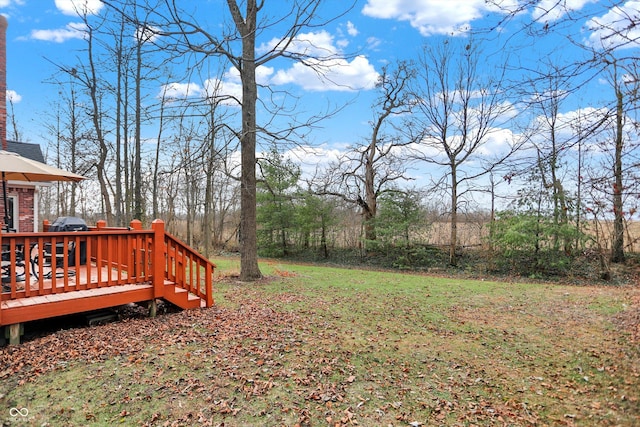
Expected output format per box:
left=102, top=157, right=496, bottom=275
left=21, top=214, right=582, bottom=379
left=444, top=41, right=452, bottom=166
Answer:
left=1, top=261, right=158, bottom=325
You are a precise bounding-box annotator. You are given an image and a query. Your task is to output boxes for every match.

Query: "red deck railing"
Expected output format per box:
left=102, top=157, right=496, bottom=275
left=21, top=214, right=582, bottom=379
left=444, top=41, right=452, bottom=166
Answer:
left=0, top=219, right=215, bottom=328
left=164, top=231, right=215, bottom=307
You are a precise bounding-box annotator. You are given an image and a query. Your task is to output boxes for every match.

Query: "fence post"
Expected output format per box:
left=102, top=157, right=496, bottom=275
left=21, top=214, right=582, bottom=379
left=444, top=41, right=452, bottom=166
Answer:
left=129, top=219, right=142, bottom=230
left=150, top=220, right=166, bottom=312
left=96, top=220, right=107, bottom=230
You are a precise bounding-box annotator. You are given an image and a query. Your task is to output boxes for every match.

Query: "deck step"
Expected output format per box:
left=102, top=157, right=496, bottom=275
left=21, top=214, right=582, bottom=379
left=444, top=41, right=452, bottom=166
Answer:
left=163, top=282, right=203, bottom=310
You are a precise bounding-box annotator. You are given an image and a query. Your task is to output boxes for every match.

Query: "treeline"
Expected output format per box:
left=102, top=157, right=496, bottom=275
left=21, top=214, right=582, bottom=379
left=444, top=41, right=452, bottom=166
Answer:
left=17, top=1, right=640, bottom=280
left=250, top=146, right=636, bottom=280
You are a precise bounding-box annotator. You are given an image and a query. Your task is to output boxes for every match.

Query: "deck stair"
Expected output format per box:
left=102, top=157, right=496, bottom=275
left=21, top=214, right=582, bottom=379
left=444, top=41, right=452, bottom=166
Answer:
left=163, top=280, right=205, bottom=309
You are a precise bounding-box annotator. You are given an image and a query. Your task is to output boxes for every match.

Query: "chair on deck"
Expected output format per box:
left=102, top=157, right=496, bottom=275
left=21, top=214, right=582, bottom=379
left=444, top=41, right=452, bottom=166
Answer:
left=29, top=241, right=77, bottom=280
left=1, top=243, right=26, bottom=291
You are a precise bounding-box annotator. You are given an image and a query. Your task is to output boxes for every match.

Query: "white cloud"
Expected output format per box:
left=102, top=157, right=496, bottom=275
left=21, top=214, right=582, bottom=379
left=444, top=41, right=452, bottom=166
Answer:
left=135, top=25, right=159, bottom=44
left=160, top=25, right=377, bottom=102
left=159, top=67, right=271, bottom=106
left=6, top=89, right=20, bottom=103
left=532, top=0, right=598, bottom=23
left=367, top=36, right=381, bottom=50
left=362, top=0, right=519, bottom=36
left=258, top=30, right=339, bottom=58
left=410, top=126, right=517, bottom=162
left=223, top=65, right=274, bottom=87
left=256, top=66, right=275, bottom=85
left=282, top=144, right=343, bottom=180
left=346, top=21, right=358, bottom=36
left=525, top=106, right=614, bottom=154
left=159, top=78, right=241, bottom=106
left=257, top=30, right=378, bottom=92
left=336, top=38, right=349, bottom=49
left=30, top=22, right=86, bottom=42
left=55, top=0, right=103, bottom=16
left=271, top=55, right=379, bottom=92
left=335, top=22, right=358, bottom=50
left=476, top=128, right=517, bottom=156
left=160, top=82, right=203, bottom=100
left=586, top=1, right=640, bottom=50
left=203, top=78, right=242, bottom=106
left=0, top=1, right=25, bottom=7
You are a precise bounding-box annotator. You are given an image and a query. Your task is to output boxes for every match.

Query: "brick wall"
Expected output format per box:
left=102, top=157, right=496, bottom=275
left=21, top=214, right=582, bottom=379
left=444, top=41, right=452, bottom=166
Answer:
left=16, top=186, right=35, bottom=232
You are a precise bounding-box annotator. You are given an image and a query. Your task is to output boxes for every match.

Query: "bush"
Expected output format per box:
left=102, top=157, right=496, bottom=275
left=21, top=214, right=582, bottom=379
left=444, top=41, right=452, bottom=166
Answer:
left=488, top=210, right=586, bottom=276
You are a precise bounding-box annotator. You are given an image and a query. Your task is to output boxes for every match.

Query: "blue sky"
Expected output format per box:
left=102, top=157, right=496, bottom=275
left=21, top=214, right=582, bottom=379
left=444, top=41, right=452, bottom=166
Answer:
left=0, top=0, right=638, bottom=183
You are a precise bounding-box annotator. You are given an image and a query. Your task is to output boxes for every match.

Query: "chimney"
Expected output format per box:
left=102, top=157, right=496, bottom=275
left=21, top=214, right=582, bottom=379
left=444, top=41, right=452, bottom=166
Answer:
left=0, top=15, right=7, bottom=151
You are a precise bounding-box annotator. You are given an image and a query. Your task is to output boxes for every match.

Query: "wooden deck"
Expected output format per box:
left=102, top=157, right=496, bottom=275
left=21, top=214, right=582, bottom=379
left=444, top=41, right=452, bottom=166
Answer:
left=0, top=219, right=215, bottom=344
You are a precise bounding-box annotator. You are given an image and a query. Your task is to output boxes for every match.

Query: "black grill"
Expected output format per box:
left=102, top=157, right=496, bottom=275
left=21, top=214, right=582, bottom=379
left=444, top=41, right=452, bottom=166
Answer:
left=48, top=217, right=88, bottom=265
left=48, top=216, right=88, bottom=232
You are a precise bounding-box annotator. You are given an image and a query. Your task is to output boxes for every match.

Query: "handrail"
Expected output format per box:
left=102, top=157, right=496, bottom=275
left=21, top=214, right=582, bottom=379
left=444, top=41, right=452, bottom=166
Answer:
left=162, top=229, right=215, bottom=308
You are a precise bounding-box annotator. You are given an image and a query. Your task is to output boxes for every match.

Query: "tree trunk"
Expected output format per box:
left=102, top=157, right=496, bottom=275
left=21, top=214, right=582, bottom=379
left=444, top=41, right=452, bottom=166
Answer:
left=364, top=124, right=378, bottom=242
left=611, top=84, right=625, bottom=263
left=114, top=16, right=125, bottom=225
left=203, top=105, right=216, bottom=257
left=232, top=0, right=262, bottom=280
left=86, top=25, right=114, bottom=225
left=133, top=37, right=143, bottom=221
left=449, top=166, right=458, bottom=266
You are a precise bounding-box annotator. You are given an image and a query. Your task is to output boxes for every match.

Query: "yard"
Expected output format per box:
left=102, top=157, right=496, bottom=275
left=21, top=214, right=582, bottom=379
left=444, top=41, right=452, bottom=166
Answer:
left=1, top=258, right=638, bottom=426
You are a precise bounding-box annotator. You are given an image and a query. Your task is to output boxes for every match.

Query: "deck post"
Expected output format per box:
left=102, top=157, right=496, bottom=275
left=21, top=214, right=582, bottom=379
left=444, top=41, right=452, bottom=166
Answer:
left=148, top=300, right=157, bottom=318
left=7, top=323, right=22, bottom=345
left=151, top=219, right=166, bottom=305
left=129, top=219, right=142, bottom=230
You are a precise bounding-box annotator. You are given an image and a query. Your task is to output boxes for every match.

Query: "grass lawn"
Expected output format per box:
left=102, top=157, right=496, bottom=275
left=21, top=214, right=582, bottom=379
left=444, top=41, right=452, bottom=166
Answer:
left=1, top=258, right=638, bottom=426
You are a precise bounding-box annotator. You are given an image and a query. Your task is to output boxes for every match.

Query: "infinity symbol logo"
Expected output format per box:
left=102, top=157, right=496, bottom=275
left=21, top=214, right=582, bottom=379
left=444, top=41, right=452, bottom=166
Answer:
left=9, top=407, right=29, bottom=417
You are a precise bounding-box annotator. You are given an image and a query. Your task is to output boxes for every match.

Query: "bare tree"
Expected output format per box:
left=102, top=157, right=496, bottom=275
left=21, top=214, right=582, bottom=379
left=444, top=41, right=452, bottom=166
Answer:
left=110, top=6, right=131, bottom=225
left=409, top=39, right=515, bottom=265
left=200, top=81, right=238, bottom=256
left=7, top=97, right=21, bottom=142
left=41, top=76, right=92, bottom=218
left=517, top=65, right=580, bottom=254
left=611, top=59, right=626, bottom=263
left=318, top=62, right=415, bottom=244
left=61, top=12, right=115, bottom=225
left=590, top=57, right=640, bottom=263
